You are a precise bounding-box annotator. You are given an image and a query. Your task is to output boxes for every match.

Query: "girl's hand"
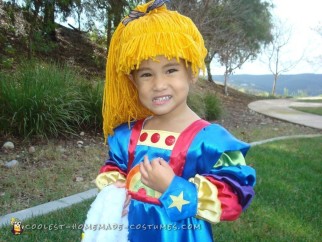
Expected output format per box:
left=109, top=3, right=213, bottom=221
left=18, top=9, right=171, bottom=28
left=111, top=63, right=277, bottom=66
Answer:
left=139, top=155, right=175, bottom=193
left=114, top=180, right=131, bottom=217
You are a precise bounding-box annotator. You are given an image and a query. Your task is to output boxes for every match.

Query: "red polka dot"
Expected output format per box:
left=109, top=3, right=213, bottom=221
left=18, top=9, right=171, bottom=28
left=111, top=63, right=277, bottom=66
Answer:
left=140, top=132, right=148, bottom=142
left=165, top=135, right=176, bottom=146
left=138, top=188, right=146, bottom=195
left=151, top=133, right=160, bottom=143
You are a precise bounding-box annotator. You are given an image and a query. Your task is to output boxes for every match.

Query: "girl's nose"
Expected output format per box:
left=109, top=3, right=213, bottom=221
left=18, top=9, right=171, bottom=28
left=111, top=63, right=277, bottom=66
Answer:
left=152, top=75, right=167, bottom=91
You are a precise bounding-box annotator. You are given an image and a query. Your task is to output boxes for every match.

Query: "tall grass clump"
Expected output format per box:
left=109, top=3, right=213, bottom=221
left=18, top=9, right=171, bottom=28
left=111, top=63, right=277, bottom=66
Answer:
left=81, top=80, right=104, bottom=132
left=0, top=61, right=96, bottom=138
left=204, top=92, right=222, bottom=121
left=188, top=92, right=206, bottom=118
left=188, top=92, right=222, bottom=121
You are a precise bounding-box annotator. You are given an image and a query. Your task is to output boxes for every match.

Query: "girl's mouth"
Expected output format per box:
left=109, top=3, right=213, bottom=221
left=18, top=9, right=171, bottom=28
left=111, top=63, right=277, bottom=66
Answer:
left=152, top=95, right=172, bottom=105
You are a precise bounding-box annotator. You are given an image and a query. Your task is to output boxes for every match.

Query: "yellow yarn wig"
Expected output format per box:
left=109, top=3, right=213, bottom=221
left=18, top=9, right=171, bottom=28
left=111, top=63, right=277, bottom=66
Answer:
left=102, top=0, right=207, bottom=138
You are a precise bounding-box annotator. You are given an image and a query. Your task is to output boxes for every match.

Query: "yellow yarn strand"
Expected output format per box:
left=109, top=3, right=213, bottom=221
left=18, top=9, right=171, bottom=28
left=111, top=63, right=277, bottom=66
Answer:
left=102, top=1, right=207, bottom=139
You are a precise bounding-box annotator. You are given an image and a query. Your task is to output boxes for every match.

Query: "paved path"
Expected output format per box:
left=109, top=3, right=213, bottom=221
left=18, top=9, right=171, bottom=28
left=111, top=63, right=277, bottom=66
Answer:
left=248, top=99, right=322, bottom=130
left=1, top=98, right=322, bottom=227
left=0, top=189, right=98, bottom=227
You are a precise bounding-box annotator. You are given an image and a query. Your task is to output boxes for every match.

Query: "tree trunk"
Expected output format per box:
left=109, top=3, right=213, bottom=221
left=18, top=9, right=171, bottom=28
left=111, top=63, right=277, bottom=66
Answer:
left=27, top=28, right=33, bottom=59
left=272, top=74, right=278, bottom=96
left=224, top=72, right=229, bottom=96
left=77, top=12, right=81, bottom=31
left=205, top=61, right=213, bottom=82
left=44, top=0, right=56, bottom=41
left=26, top=2, right=41, bottom=59
left=205, top=51, right=216, bottom=83
left=106, top=13, right=112, bottom=54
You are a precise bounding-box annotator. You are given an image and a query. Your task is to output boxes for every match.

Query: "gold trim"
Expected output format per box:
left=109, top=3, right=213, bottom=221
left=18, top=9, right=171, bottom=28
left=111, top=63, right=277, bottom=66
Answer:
left=137, top=129, right=179, bottom=150
left=95, top=171, right=126, bottom=190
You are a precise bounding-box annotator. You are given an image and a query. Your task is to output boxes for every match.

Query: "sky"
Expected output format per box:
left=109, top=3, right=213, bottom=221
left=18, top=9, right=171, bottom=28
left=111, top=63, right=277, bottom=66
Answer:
left=211, top=0, right=322, bottom=75
left=60, top=0, right=322, bottom=75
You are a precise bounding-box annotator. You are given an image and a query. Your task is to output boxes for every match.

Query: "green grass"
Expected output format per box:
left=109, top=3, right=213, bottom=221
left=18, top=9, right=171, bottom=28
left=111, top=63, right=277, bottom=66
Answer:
left=0, top=61, right=104, bottom=138
left=229, top=121, right=320, bottom=143
left=0, top=199, right=93, bottom=241
left=213, top=136, right=322, bottom=241
left=291, top=106, right=322, bottom=116
left=1, top=137, right=321, bottom=241
left=296, top=99, right=322, bottom=103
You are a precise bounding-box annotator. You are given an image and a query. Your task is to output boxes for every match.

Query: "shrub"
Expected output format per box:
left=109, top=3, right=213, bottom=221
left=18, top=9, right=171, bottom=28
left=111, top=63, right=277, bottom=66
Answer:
left=80, top=80, right=104, bottom=132
left=0, top=61, right=92, bottom=138
left=204, top=92, right=222, bottom=121
left=188, top=92, right=222, bottom=121
left=188, top=92, right=206, bottom=119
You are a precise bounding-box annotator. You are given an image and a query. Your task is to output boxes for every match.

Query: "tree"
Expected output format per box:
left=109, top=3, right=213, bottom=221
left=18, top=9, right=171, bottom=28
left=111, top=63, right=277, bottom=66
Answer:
left=220, top=40, right=253, bottom=95
left=82, top=0, right=145, bottom=53
left=72, top=0, right=82, bottom=31
left=19, top=0, right=76, bottom=40
left=169, top=0, right=272, bottom=93
left=169, top=0, right=223, bottom=82
left=23, top=0, right=43, bottom=58
left=266, top=20, right=302, bottom=96
left=216, top=0, right=273, bottom=95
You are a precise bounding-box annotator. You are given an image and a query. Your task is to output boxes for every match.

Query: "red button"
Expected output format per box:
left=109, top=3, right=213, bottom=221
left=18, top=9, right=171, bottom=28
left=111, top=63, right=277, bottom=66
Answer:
left=140, top=132, right=148, bottom=142
left=151, top=133, right=160, bottom=143
left=165, top=135, right=176, bottom=146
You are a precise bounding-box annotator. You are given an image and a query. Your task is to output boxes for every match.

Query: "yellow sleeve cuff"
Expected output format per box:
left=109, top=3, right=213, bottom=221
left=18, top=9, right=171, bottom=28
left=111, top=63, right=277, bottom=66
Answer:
left=95, top=171, right=126, bottom=190
left=189, top=174, right=221, bottom=223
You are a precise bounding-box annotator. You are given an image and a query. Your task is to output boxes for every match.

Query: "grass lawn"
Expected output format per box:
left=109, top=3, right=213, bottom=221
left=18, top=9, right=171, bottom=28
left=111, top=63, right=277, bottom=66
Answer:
left=291, top=106, right=322, bottom=116
left=296, top=98, right=322, bottom=103
left=0, top=140, right=105, bottom=215
left=212, top=136, right=321, bottom=241
left=1, top=137, right=321, bottom=241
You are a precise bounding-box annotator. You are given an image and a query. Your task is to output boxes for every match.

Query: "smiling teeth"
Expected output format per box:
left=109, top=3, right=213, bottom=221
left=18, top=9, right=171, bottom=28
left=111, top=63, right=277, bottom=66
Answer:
left=153, top=96, right=171, bottom=101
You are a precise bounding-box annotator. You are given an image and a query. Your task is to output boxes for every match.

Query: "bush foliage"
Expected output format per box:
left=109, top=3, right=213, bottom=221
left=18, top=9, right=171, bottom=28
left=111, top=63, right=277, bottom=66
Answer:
left=0, top=61, right=103, bottom=138
left=204, top=92, right=222, bottom=121
left=188, top=91, right=222, bottom=121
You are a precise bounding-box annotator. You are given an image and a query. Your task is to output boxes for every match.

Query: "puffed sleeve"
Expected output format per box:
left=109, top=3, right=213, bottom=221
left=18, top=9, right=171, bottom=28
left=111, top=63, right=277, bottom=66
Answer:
left=181, top=124, right=256, bottom=223
left=95, top=123, right=132, bottom=189
left=191, top=151, right=255, bottom=223
left=159, top=150, right=255, bottom=223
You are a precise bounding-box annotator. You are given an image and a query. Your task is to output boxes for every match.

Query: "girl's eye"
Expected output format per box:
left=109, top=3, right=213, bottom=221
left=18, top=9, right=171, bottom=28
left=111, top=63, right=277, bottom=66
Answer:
left=167, top=69, right=178, bottom=74
left=140, top=73, right=152, bottom=78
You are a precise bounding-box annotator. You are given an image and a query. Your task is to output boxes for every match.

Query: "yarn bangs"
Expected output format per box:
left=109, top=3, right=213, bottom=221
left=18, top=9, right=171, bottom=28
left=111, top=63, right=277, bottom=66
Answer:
left=103, top=2, right=207, bottom=138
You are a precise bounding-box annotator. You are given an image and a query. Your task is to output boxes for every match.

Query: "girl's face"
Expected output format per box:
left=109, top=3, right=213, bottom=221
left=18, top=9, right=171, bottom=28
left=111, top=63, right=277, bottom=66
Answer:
left=130, top=56, right=197, bottom=120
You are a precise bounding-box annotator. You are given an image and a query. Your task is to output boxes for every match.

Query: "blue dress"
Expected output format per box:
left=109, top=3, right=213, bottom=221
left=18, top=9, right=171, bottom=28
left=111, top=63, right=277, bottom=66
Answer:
left=98, top=119, right=256, bottom=242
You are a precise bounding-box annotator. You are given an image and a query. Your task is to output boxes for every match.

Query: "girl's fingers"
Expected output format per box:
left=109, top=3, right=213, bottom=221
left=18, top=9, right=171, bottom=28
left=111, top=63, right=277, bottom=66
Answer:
left=159, top=158, right=168, bottom=167
left=122, top=193, right=131, bottom=217
left=124, top=194, right=131, bottom=208
left=151, top=157, right=161, bottom=168
left=139, top=162, right=149, bottom=179
left=122, top=209, right=129, bottom=217
left=143, top=155, right=152, bottom=170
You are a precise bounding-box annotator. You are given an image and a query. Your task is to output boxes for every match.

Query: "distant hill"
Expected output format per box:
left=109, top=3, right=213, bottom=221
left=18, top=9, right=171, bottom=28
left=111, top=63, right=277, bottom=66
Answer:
left=212, top=74, right=322, bottom=96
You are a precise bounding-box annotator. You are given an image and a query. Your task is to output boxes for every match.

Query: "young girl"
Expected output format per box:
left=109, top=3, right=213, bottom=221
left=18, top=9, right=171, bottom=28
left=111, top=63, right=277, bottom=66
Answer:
left=90, top=1, right=256, bottom=241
